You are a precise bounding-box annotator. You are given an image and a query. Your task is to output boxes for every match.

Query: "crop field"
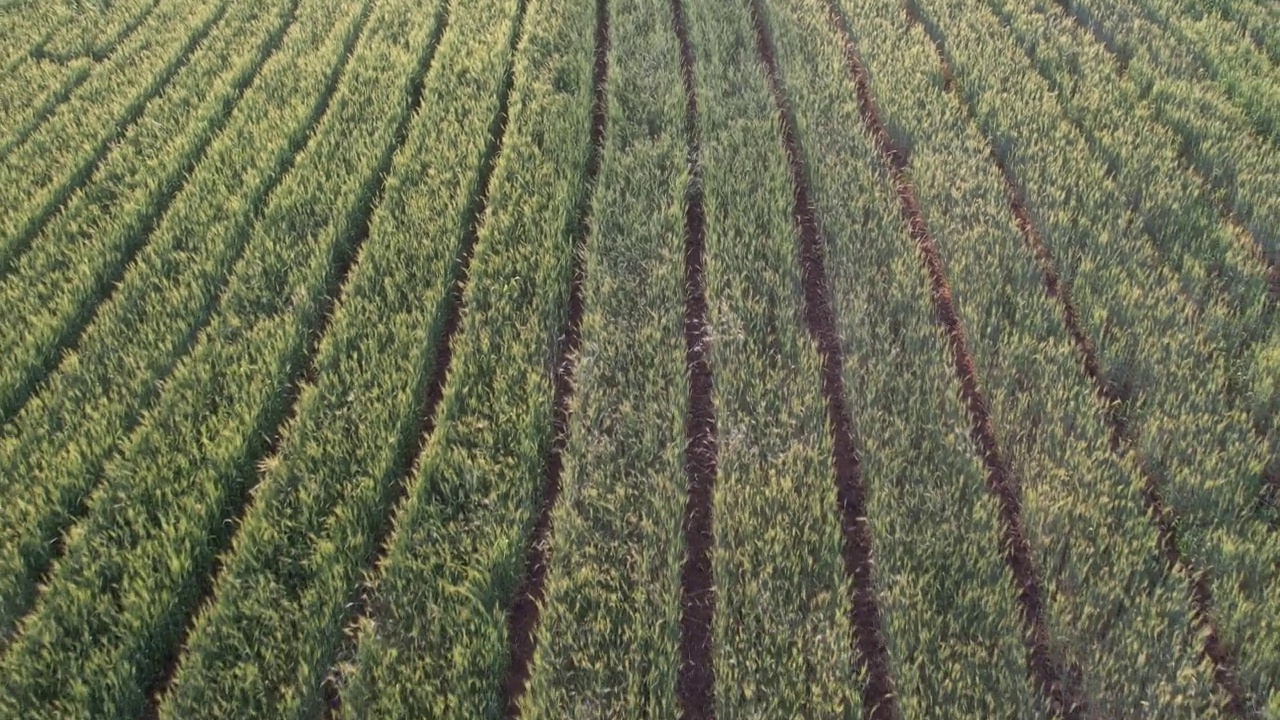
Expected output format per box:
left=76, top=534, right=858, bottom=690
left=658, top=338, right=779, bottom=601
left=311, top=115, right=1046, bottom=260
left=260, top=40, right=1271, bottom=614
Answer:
left=0, top=0, right=1277, bottom=716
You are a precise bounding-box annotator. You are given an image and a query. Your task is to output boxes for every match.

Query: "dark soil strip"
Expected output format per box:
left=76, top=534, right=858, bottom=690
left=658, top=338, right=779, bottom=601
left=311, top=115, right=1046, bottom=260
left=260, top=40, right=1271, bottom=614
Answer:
left=1144, top=476, right=1259, bottom=717
left=0, top=0, right=303, bottom=432
left=669, top=0, right=717, bottom=717
left=138, top=2, right=437, bottom=715
left=905, top=7, right=1258, bottom=716
left=16, top=2, right=374, bottom=629
left=819, top=2, right=1090, bottom=717
left=747, top=4, right=898, bottom=719
left=501, top=1, right=609, bottom=716
left=0, top=0, right=227, bottom=289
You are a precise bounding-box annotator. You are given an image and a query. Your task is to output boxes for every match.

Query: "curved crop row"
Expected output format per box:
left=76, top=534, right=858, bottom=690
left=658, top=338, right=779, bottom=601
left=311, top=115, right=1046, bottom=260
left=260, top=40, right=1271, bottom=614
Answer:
left=0, top=0, right=369, bottom=650
left=37, top=0, right=162, bottom=60
left=327, top=0, right=605, bottom=713
left=142, top=0, right=538, bottom=713
left=0, top=0, right=227, bottom=280
left=778, top=0, right=1206, bottom=712
left=1058, top=0, right=1280, bottom=269
left=910, top=0, right=1280, bottom=707
left=521, top=0, right=693, bottom=711
left=1049, top=0, right=1280, bottom=429
left=984, top=0, right=1280, bottom=478
left=0, top=0, right=454, bottom=716
left=1117, top=0, right=1280, bottom=146
left=1205, top=0, right=1280, bottom=64
left=0, top=0, right=159, bottom=144
left=988, top=0, right=1275, bottom=323
left=841, top=0, right=1224, bottom=712
left=0, top=0, right=299, bottom=494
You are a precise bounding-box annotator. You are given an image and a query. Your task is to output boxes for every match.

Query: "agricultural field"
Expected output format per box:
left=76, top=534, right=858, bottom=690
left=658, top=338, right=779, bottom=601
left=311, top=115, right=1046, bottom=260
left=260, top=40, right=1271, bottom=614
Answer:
left=0, top=0, right=1276, bottom=714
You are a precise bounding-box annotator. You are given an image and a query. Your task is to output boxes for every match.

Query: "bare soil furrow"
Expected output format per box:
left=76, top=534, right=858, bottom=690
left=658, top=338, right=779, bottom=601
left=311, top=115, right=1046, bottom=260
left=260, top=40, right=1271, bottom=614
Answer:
left=670, top=0, right=718, bottom=716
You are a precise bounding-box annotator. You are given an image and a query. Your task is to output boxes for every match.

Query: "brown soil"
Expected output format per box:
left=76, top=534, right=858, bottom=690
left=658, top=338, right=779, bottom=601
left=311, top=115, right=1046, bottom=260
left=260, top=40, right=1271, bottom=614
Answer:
left=670, top=0, right=719, bottom=716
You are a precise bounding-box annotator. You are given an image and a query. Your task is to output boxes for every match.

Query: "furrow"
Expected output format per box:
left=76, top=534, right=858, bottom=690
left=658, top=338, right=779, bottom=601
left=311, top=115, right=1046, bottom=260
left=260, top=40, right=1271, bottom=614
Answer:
left=748, top=3, right=898, bottom=718
left=669, top=0, right=717, bottom=715
left=908, top=4, right=1256, bottom=714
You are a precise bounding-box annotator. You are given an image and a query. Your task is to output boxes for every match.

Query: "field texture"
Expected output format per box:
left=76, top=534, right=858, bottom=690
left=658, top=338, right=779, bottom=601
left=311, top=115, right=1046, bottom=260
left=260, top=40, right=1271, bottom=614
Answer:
left=0, top=0, right=1277, bottom=716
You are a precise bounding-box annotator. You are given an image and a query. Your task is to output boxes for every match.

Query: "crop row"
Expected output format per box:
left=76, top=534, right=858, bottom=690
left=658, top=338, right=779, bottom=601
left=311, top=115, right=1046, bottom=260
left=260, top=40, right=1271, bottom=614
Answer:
left=1059, top=0, right=1280, bottom=272
left=842, top=0, right=1227, bottom=712
left=152, top=0, right=539, bottom=712
left=2, top=0, right=1276, bottom=714
left=326, top=0, right=606, bottom=711
left=0, top=0, right=367, bottom=651
left=0, top=0, right=384, bottom=712
left=680, top=0, right=884, bottom=710
left=0, top=0, right=457, bottom=714
left=1202, top=0, right=1280, bottom=65
left=910, top=0, right=1280, bottom=708
left=0, top=0, right=226, bottom=281
left=517, top=0, right=691, bottom=711
left=982, top=0, right=1280, bottom=480
left=1119, top=0, right=1280, bottom=145
left=0, top=0, right=299, bottom=557
left=35, top=0, right=162, bottom=61
left=0, top=0, right=159, bottom=133
left=991, top=0, right=1276, bottom=323
left=765, top=0, right=1065, bottom=711
left=1053, top=0, right=1280, bottom=415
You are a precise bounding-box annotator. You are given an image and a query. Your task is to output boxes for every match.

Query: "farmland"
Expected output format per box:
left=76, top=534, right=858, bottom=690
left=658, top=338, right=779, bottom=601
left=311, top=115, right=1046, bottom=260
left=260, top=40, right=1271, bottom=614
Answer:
left=0, top=0, right=1276, bottom=715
